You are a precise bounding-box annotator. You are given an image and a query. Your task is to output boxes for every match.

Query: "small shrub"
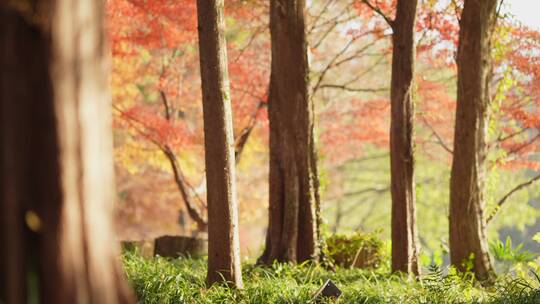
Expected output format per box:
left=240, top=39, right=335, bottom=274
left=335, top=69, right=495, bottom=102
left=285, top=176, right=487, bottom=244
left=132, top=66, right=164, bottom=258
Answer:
left=489, top=273, right=540, bottom=304
left=324, top=230, right=385, bottom=269
left=490, top=237, right=535, bottom=264
left=490, top=237, right=536, bottom=274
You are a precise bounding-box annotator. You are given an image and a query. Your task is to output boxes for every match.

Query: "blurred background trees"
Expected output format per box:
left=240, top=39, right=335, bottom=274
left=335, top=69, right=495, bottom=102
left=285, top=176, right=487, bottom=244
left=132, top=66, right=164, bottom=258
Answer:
left=108, top=0, right=540, bottom=272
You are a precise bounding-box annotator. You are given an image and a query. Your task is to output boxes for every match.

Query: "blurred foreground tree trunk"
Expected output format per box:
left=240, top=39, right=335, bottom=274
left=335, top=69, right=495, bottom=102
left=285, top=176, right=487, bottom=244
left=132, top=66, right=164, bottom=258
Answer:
left=196, top=0, right=244, bottom=288
left=449, top=0, right=498, bottom=281
left=389, top=0, right=420, bottom=276
left=259, top=0, right=321, bottom=265
left=0, top=1, right=133, bottom=303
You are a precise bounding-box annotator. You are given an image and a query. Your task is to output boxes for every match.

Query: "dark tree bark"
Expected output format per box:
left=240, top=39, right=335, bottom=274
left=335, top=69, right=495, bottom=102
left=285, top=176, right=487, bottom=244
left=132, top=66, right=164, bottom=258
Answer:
left=0, top=1, right=133, bottom=303
left=258, top=0, right=320, bottom=265
left=449, top=0, right=498, bottom=280
left=389, top=0, right=420, bottom=275
left=196, top=0, right=243, bottom=288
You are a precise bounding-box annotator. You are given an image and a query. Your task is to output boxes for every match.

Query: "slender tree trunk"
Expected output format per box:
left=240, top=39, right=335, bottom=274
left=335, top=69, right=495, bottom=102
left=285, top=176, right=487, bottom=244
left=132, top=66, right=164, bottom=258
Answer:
left=258, top=0, right=320, bottom=265
left=389, top=0, right=420, bottom=275
left=0, top=1, right=133, bottom=303
left=196, top=0, right=243, bottom=288
left=449, top=0, right=498, bottom=280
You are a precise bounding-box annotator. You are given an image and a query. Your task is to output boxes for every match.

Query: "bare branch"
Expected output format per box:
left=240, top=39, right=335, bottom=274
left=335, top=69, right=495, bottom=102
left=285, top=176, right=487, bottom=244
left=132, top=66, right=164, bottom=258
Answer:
left=487, top=174, right=540, bottom=224
left=311, top=6, right=358, bottom=49
left=340, top=53, right=388, bottom=87
left=332, top=39, right=380, bottom=67
left=232, top=24, right=267, bottom=63
left=162, top=146, right=208, bottom=230
left=234, top=99, right=266, bottom=163
left=307, top=0, right=335, bottom=35
left=360, top=0, right=394, bottom=27
left=311, top=30, right=388, bottom=96
left=420, top=116, right=453, bottom=154
left=495, top=127, right=530, bottom=143
left=312, top=37, right=360, bottom=94
left=340, top=185, right=391, bottom=198
left=160, top=90, right=171, bottom=120
left=318, top=84, right=388, bottom=93
left=505, top=132, right=540, bottom=157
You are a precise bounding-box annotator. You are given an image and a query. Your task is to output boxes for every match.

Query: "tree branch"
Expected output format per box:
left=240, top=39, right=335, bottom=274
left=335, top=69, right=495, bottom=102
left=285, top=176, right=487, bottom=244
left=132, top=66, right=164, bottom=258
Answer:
left=307, top=0, right=335, bottom=35
left=420, top=116, right=453, bottom=154
left=487, top=174, right=540, bottom=224
left=312, top=36, right=360, bottom=94
left=160, top=90, right=171, bottom=120
left=318, top=84, right=388, bottom=93
left=326, top=185, right=390, bottom=201
left=360, top=0, right=394, bottom=28
left=113, top=104, right=208, bottom=230
left=496, top=128, right=529, bottom=143
left=505, top=132, right=540, bottom=157
left=311, top=34, right=386, bottom=96
left=162, top=146, right=208, bottom=231
left=234, top=100, right=265, bottom=164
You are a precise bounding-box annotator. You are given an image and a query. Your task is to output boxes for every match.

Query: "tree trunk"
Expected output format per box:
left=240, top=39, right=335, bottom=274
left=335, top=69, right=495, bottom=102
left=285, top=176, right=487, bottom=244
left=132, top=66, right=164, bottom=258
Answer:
left=154, top=235, right=208, bottom=258
left=389, top=0, right=420, bottom=275
left=449, top=0, right=498, bottom=280
left=0, top=1, right=133, bottom=303
left=196, top=0, right=243, bottom=288
left=258, top=0, right=320, bottom=265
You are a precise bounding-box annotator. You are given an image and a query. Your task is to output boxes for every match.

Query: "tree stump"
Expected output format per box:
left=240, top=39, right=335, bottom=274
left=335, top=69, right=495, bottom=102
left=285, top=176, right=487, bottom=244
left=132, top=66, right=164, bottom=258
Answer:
left=351, top=246, right=380, bottom=269
left=153, top=235, right=208, bottom=258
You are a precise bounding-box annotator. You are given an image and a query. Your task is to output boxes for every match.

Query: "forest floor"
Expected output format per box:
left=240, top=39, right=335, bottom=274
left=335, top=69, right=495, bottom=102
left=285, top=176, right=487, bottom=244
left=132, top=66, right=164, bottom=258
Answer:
left=123, top=252, right=540, bottom=303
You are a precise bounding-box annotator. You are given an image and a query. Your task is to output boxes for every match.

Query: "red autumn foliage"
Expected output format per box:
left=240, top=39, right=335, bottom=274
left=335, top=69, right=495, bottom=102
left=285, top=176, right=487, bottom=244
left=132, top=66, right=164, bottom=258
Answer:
left=108, top=0, right=539, bottom=242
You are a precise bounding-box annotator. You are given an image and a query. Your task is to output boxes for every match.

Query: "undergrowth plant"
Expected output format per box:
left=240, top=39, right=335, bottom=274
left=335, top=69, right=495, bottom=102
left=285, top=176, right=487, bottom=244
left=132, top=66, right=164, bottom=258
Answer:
left=122, top=251, right=540, bottom=304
